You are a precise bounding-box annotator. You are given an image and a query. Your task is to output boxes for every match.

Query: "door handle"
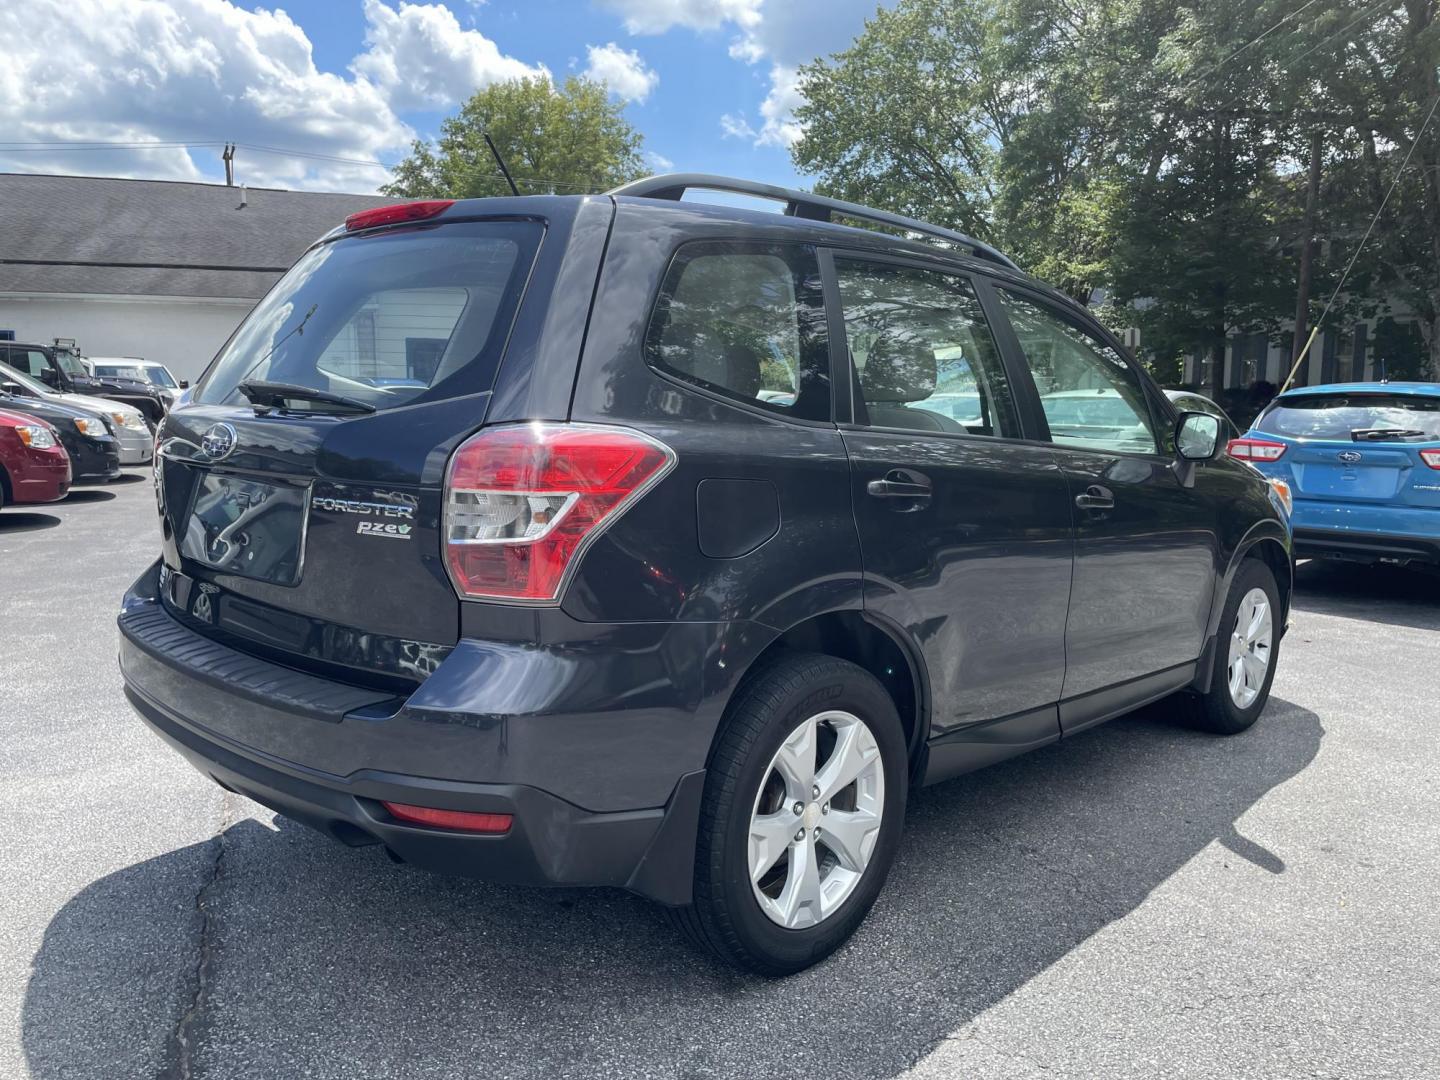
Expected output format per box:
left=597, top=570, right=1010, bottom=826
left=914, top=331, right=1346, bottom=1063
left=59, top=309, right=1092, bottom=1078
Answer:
left=867, top=469, right=932, bottom=500
left=1074, top=485, right=1115, bottom=511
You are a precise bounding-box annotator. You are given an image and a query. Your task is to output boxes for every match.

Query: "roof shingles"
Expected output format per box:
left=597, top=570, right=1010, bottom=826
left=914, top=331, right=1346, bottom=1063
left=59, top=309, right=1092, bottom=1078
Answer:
left=0, top=173, right=392, bottom=299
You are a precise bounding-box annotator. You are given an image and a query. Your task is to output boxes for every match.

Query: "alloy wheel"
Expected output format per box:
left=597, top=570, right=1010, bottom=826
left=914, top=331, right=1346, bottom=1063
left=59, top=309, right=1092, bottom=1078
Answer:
left=748, top=710, right=885, bottom=929
left=1226, top=587, right=1273, bottom=709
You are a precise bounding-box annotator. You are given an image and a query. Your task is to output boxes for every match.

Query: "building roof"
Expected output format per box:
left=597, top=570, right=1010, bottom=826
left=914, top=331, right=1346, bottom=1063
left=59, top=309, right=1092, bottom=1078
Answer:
left=0, top=173, right=393, bottom=300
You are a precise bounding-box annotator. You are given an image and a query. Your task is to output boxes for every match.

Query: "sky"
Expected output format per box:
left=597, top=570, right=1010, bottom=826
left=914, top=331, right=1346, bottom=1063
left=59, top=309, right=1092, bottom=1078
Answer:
left=0, top=0, right=889, bottom=195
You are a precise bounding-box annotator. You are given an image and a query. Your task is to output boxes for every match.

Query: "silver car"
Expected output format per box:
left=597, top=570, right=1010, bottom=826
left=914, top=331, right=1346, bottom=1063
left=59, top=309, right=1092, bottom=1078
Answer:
left=0, top=360, right=153, bottom=465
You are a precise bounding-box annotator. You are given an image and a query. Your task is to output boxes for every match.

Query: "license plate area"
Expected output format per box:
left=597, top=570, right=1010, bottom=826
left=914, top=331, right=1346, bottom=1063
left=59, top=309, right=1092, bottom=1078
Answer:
left=180, top=472, right=311, bottom=586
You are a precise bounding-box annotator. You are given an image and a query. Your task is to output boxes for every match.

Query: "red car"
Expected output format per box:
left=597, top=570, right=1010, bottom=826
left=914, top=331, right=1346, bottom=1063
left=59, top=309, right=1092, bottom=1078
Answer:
left=0, top=408, right=71, bottom=509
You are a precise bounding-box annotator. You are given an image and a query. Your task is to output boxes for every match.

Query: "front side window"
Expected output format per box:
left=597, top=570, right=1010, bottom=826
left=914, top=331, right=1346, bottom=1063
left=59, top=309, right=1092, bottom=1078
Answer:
left=997, top=290, right=1159, bottom=454
left=835, top=260, right=1019, bottom=437
left=645, top=243, right=830, bottom=420
left=9, top=349, right=49, bottom=379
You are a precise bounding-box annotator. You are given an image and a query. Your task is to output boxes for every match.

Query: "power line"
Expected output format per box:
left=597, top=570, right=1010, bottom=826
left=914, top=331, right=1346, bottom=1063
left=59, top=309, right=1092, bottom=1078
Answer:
left=1191, top=0, right=1324, bottom=89
left=1279, top=92, right=1440, bottom=392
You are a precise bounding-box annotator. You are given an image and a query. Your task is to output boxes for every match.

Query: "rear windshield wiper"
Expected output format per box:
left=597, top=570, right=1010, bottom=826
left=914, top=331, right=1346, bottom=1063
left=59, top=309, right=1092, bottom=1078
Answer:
left=237, top=379, right=377, bottom=415
left=1351, top=427, right=1427, bottom=441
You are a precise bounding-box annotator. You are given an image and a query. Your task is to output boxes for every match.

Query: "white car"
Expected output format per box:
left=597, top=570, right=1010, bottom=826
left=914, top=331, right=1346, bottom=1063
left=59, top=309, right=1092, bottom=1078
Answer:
left=89, top=358, right=184, bottom=408
left=0, top=360, right=153, bottom=465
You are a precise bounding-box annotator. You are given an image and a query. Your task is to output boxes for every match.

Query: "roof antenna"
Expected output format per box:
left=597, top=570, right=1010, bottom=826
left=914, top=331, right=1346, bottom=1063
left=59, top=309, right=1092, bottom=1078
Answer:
left=483, top=133, right=520, bottom=196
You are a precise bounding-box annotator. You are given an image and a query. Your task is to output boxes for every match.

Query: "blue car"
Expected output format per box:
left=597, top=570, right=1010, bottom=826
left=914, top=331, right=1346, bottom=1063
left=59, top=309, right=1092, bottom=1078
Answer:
left=1232, top=382, right=1440, bottom=567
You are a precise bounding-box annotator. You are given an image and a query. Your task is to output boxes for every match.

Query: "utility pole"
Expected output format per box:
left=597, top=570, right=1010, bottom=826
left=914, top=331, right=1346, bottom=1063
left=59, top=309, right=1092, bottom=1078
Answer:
left=1290, top=129, right=1322, bottom=386
left=222, top=143, right=235, bottom=187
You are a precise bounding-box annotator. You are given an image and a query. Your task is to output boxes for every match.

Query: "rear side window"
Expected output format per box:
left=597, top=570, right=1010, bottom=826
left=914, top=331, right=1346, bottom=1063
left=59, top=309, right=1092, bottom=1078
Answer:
left=996, top=290, right=1159, bottom=455
left=7, top=349, right=49, bottom=379
left=835, top=259, right=1019, bottom=438
left=196, top=221, right=541, bottom=412
left=645, top=242, right=831, bottom=421
left=1257, top=393, right=1440, bottom=440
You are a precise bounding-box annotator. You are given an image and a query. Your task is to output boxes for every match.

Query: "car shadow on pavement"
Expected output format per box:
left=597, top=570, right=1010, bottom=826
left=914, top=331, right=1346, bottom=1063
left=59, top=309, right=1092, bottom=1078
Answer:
left=61, top=489, right=116, bottom=504
left=0, top=512, right=61, bottom=533
left=22, top=698, right=1322, bottom=1080
left=1292, top=560, right=1440, bottom=631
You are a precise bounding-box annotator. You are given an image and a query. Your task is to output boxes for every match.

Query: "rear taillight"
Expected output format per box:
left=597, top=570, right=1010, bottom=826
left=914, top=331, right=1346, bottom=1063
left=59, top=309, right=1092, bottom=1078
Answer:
left=443, top=423, right=676, bottom=603
left=1420, top=449, right=1440, bottom=470
left=1226, top=437, right=1288, bottom=461
left=382, top=802, right=513, bottom=833
left=344, top=199, right=454, bottom=232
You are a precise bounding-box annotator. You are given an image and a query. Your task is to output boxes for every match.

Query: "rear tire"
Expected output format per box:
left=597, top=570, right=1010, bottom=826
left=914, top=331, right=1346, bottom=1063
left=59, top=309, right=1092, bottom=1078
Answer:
left=669, top=652, right=908, bottom=975
left=1180, top=559, right=1281, bottom=735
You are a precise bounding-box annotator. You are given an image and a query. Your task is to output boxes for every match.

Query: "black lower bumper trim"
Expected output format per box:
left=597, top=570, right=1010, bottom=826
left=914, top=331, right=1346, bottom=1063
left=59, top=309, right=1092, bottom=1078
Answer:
left=1293, top=527, right=1440, bottom=566
left=127, top=683, right=701, bottom=901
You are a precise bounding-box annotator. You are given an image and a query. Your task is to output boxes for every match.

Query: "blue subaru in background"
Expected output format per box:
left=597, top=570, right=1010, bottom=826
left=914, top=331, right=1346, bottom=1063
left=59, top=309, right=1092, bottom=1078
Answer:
left=1231, top=382, right=1440, bottom=567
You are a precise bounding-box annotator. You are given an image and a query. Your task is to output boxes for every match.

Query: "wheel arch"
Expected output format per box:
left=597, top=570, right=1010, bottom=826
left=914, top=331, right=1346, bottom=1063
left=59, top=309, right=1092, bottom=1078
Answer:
left=722, top=609, right=931, bottom=779
left=1192, top=522, right=1293, bottom=694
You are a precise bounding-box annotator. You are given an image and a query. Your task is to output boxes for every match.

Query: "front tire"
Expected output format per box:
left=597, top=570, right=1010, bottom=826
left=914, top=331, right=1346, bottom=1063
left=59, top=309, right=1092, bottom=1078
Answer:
left=670, top=652, right=908, bottom=975
left=1182, top=558, right=1281, bottom=734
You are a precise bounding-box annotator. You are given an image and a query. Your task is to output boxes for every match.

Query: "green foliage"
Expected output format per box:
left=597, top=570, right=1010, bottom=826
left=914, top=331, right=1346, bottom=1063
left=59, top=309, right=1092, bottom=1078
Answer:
left=383, top=77, right=645, bottom=199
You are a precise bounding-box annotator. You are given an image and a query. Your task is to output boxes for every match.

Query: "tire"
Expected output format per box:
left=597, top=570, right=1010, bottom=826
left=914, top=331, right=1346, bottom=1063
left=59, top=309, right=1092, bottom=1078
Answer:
left=1181, top=558, right=1282, bottom=735
left=669, top=652, right=909, bottom=976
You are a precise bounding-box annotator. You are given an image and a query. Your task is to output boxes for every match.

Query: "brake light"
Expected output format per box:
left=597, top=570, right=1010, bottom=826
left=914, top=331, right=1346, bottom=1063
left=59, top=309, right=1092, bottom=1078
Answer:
left=1226, top=437, right=1288, bottom=461
left=344, top=199, right=454, bottom=232
left=1421, top=449, right=1440, bottom=469
left=382, top=802, right=513, bottom=833
left=444, top=423, right=676, bottom=603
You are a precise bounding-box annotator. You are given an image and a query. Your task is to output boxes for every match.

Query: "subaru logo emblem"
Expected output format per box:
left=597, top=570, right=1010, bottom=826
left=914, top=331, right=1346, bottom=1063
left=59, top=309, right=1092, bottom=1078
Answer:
left=1337, top=450, right=1362, bottom=464
left=200, top=422, right=237, bottom=460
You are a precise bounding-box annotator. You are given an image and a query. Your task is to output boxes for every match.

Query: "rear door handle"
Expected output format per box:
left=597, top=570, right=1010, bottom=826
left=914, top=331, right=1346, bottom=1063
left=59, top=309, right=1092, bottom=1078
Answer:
left=867, top=469, right=932, bottom=500
left=1074, top=485, right=1115, bottom=511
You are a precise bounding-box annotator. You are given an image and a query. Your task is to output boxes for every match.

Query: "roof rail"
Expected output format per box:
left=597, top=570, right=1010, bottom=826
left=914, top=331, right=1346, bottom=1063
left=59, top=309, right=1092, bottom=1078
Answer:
left=608, top=173, right=1018, bottom=270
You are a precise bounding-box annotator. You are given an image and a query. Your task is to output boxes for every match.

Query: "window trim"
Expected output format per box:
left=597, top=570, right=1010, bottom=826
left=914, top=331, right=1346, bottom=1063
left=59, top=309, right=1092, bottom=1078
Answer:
left=642, top=238, right=835, bottom=426
left=983, top=279, right=1177, bottom=460
left=819, top=247, right=1033, bottom=445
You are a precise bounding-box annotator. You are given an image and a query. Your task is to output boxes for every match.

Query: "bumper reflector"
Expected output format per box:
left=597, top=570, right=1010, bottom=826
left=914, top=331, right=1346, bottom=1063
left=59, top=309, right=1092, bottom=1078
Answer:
left=382, top=802, right=514, bottom=834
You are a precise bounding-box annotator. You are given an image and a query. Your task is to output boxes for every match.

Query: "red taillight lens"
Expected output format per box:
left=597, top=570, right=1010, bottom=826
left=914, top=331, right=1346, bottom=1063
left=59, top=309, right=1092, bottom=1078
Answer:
left=1226, top=437, right=1288, bottom=461
left=443, top=423, right=676, bottom=603
left=344, top=199, right=454, bottom=232
left=382, top=802, right=513, bottom=833
left=1421, top=449, right=1440, bottom=469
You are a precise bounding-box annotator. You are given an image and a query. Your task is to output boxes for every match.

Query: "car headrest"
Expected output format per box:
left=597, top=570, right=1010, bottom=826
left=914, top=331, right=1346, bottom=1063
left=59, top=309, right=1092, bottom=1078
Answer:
left=861, top=336, right=936, bottom=403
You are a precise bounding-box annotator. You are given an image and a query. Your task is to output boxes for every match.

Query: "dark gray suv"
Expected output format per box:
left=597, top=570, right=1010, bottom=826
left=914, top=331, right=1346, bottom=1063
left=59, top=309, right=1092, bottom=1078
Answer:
left=119, top=175, right=1292, bottom=974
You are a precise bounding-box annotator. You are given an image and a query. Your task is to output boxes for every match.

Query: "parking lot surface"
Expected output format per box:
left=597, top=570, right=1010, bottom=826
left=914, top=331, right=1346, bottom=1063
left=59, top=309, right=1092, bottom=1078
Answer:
left=2, top=476, right=1437, bottom=1079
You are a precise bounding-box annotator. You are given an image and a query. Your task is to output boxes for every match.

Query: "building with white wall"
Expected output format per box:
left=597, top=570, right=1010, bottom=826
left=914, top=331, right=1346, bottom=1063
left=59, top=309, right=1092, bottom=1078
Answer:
left=0, top=173, right=390, bottom=384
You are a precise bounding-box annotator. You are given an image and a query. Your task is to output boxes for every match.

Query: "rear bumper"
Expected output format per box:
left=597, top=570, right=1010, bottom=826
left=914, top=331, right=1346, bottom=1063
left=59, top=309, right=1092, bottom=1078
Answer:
left=1293, top=527, right=1440, bottom=565
left=117, top=562, right=709, bottom=903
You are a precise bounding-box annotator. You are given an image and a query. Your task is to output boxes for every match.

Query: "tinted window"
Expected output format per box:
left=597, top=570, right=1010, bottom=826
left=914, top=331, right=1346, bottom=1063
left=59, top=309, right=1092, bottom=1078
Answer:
left=646, top=243, right=830, bottom=420
left=836, top=260, right=1018, bottom=437
left=196, top=221, right=540, bottom=412
left=998, top=291, right=1158, bottom=454
left=8, top=349, right=49, bottom=379
left=1257, top=393, right=1440, bottom=440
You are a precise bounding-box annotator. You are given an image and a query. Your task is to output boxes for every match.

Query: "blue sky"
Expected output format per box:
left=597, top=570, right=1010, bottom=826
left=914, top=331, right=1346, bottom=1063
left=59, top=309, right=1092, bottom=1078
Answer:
left=0, top=0, right=889, bottom=194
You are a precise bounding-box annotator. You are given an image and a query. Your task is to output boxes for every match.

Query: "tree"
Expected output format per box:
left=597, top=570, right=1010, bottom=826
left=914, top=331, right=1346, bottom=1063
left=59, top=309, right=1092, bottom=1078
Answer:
left=383, top=77, right=645, bottom=199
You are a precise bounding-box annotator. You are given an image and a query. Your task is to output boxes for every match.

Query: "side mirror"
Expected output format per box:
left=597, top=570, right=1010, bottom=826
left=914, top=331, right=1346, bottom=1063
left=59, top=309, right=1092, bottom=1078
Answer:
left=1176, top=411, right=1222, bottom=461
left=179, top=379, right=190, bottom=389
left=39, top=368, right=57, bottom=387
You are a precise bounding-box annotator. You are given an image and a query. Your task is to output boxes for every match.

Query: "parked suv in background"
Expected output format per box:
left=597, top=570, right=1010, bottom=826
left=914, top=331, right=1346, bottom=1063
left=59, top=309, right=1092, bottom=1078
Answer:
left=119, top=176, right=1292, bottom=974
left=0, top=342, right=166, bottom=428
left=90, top=358, right=186, bottom=409
left=1233, top=381, right=1440, bottom=567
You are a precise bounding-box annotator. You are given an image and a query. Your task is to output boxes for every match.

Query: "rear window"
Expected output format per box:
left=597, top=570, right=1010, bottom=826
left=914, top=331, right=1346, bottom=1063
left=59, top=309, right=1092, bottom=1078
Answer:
left=1257, top=393, right=1440, bottom=440
left=195, top=221, right=541, bottom=411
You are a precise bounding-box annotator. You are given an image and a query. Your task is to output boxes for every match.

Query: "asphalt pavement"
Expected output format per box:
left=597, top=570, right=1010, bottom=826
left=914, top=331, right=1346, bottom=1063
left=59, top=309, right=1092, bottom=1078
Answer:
left=1, top=475, right=1436, bottom=1079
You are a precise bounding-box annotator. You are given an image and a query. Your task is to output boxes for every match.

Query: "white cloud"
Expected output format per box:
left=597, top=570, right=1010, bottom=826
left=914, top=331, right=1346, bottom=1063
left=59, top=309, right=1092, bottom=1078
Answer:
left=352, top=0, right=547, bottom=111
left=719, top=113, right=757, bottom=140
left=582, top=42, right=659, bottom=103
left=598, top=0, right=762, bottom=35
left=645, top=150, right=675, bottom=171
left=0, top=0, right=547, bottom=193
left=755, top=64, right=804, bottom=147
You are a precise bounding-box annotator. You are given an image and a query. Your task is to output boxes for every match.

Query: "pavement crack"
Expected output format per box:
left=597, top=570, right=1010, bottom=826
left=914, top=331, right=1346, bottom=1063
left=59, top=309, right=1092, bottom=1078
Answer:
left=159, top=794, right=231, bottom=1080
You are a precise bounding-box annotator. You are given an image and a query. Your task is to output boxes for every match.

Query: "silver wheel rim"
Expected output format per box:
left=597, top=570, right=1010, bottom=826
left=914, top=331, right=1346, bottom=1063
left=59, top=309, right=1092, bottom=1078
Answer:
left=1227, top=587, right=1273, bottom=710
left=748, top=709, right=885, bottom=929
